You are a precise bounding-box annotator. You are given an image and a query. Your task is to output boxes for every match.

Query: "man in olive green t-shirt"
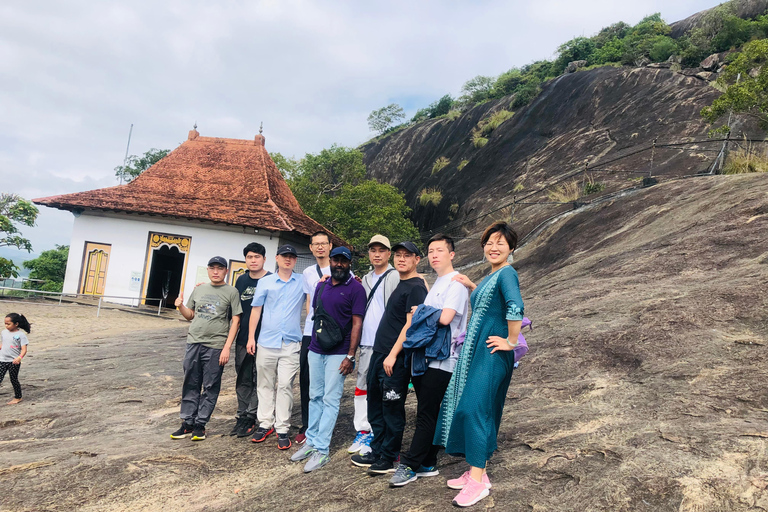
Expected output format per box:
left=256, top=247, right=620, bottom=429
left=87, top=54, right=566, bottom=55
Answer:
left=170, top=256, right=242, bottom=441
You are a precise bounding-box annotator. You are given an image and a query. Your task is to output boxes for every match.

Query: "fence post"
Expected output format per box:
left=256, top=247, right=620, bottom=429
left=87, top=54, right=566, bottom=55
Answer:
left=158, top=300, right=162, bottom=316
left=649, top=138, right=657, bottom=178
left=97, top=297, right=102, bottom=318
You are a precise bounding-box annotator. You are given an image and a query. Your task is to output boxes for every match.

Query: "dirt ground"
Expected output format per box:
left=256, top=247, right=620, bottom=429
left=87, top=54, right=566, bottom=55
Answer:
left=2, top=174, right=768, bottom=511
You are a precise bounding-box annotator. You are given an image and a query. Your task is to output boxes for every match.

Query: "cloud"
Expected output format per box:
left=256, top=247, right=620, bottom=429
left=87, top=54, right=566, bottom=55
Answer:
left=0, top=0, right=722, bottom=252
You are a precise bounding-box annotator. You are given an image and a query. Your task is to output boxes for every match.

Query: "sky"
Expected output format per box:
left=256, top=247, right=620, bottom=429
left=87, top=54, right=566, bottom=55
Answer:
left=0, top=0, right=723, bottom=258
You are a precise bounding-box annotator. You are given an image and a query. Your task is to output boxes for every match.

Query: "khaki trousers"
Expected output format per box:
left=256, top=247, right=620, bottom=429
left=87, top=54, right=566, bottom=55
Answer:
left=256, top=341, right=301, bottom=434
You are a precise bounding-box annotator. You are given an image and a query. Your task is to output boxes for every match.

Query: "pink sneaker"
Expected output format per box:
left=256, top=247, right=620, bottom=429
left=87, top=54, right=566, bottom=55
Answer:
left=446, top=471, right=492, bottom=490
left=452, top=476, right=490, bottom=507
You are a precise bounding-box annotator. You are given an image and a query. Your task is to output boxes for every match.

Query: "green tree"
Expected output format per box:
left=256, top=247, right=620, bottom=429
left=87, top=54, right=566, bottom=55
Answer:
left=270, top=152, right=301, bottom=179
left=553, top=36, right=595, bottom=74
left=702, top=39, right=768, bottom=130
left=285, top=146, right=419, bottom=266
left=0, top=193, right=39, bottom=278
left=23, top=245, right=69, bottom=292
left=114, top=148, right=170, bottom=183
left=459, top=75, right=495, bottom=105
left=367, top=104, right=406, bottom=134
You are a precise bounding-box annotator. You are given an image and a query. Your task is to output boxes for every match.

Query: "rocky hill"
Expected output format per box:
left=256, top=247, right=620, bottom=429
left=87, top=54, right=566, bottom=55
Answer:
left=361, top=64, right=761, bottom=268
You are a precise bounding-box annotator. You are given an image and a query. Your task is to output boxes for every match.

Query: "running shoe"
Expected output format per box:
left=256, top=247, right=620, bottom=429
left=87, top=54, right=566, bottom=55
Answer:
left=446, top=471, right=492, bottom=490
left=170, top=422, right=194, bottom=439
left=251, top=426, right=275, bottom=443
left=347, top=431, right=367, bottom=453
left=452, top=476, right=489, bottom=507
left=303, top=451, right=330, bottom=473
left=277, top=433, right=292, bottom=450
left=367, top=458, right=395, bottom=475
left=388, top=464, right=417, bottom=487
left=350, top=451, right=378, bottom=467
left=415, top=465, right=439, bottom=477
left=190, top=424, right=206, bottom=441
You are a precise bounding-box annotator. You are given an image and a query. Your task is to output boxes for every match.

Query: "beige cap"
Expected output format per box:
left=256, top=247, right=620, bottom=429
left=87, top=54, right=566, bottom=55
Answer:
left=368, top=234, right=391, bottom=249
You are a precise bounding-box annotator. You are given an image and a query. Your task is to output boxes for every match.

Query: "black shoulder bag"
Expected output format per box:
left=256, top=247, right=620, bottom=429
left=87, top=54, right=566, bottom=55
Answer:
left=364, top=269, right=394, bottom=315
left=313, top=282, right=351, bottom=351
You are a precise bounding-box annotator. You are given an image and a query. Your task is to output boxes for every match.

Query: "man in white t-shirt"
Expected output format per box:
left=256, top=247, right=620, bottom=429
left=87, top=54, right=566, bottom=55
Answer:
left=348, top=234, right=400, bottom=456
left=388, top=234, right=468, bottom=488
left=297, top=231, right=332, bottom=445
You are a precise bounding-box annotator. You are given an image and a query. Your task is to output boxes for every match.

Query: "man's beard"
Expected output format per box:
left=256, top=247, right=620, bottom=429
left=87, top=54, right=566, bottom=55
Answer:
left=332, top=267, right=350, bottom=281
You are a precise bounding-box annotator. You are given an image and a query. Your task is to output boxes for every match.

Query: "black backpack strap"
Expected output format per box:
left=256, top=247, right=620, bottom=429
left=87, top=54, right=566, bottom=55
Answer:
left=365, top=269, right=394, bottom=313
left=316, top=264, right=323, bottom=279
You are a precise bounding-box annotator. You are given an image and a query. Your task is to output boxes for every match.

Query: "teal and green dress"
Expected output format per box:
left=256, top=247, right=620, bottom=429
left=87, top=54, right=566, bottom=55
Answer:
left=434, top=265, right=524, bottom=468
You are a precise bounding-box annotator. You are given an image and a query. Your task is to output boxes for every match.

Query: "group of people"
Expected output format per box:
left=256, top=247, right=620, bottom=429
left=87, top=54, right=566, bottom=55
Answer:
left=172, top=221, right=525, bottom=508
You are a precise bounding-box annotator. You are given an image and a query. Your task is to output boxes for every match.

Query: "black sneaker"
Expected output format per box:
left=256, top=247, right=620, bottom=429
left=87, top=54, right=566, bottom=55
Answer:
left=277, top=433, right=292, bottom=450
left=191, top=424, right=206, bottom=441
left=229, top=417, right=246, bottom=436
left=170, top=422, right=194, bottom=439
left=351, top=451, right=378, bottom=468
left=237, top=418, right=256, bottom=438
left=251, top=426, right=274, bottom=443
left=367, top=458, right=395, bottom=475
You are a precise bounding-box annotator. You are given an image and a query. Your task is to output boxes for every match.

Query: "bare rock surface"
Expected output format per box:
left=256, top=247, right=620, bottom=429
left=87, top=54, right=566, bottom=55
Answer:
left=2, top=174, right=768, bottom=511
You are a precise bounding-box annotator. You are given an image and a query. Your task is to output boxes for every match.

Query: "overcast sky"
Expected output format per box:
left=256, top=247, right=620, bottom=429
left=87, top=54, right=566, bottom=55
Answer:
left=1, top=0, right=722, bottom=256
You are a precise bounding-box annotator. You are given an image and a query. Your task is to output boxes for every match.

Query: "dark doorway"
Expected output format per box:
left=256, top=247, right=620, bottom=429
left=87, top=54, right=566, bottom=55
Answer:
left=145, top=245, right=185, bottom=308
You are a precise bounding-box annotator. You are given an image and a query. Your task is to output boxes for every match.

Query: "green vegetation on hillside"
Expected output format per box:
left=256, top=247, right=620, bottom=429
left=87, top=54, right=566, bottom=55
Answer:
left=270, top=146, right=419, bottom=260
left=367, top=1, right=768, bottom=144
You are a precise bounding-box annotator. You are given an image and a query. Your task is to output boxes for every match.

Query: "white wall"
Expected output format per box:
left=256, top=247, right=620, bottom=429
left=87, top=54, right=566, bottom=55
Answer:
left=63, top=212, right=281, bottom=305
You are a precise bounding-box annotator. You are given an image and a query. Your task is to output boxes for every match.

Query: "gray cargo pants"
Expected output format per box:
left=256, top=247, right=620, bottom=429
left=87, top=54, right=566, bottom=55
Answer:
left=180, top=343, right=224, bottom=426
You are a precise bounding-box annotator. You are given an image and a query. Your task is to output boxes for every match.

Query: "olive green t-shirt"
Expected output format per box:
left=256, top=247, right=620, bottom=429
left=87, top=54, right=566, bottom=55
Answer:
left=186, top=283, right=243, bottom=349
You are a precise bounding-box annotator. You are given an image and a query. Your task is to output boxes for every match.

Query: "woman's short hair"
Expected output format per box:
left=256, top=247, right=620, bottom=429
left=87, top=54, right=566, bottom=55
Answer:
left=480, top=221, right=518, bottom=251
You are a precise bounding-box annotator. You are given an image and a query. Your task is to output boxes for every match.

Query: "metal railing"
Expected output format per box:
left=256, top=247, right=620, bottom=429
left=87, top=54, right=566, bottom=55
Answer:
left=0, top=286, right=168, bottom=317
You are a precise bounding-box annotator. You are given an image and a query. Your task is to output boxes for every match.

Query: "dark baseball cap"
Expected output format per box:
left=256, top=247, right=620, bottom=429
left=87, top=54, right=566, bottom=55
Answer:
left=391, top=241, right=421, bottom=257
left=330, top=246, right=352, bottom=260
left=276, top=244, right=298, bottom=256
left=207, top=256, right=228, bottom=267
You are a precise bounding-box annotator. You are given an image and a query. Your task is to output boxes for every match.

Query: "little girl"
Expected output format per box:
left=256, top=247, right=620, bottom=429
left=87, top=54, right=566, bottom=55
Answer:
left=0, top=313, right=30, bottom=405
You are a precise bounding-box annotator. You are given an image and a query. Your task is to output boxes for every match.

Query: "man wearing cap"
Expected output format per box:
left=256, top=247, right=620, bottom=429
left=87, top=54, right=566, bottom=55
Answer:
left=347, top=234, right=399, bottom=457
left=171, top=256, right=242, bottom=442
left=351, top=241, right=428, bottom=474
left=290, top=246, right=366, bottom=472
left=247, top=244, right=305, bottom=450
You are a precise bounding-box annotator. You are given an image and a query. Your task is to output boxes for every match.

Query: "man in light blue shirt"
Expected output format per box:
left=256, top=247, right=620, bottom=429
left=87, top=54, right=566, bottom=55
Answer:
left=247, top=244, right=305, bottom=450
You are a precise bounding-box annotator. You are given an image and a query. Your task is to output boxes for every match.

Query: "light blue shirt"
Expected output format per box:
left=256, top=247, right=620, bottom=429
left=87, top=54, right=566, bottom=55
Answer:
left=251, top=271, right=305, bottom=349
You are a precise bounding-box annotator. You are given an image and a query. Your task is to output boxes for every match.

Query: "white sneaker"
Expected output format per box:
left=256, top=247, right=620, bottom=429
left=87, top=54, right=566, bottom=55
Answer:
left=358, top=432, right=373, bottom=455
left=347, top=431, right=366, bottom=453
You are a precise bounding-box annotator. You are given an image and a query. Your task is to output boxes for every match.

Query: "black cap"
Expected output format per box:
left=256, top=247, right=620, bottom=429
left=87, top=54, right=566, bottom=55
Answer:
left=207, top=256, right=228, bottom=267
left=391, top=241, right=421, bottom=257
left=276, top=244, right=298, bottom=256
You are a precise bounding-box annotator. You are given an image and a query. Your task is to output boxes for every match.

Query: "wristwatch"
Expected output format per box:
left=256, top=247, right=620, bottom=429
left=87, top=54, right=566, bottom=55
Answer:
left=345, top=354, right=356, bottom=363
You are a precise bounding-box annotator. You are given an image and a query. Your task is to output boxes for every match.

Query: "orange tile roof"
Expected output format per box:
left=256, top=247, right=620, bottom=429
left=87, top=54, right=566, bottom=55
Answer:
left=34, top=130, right=344, bottom=244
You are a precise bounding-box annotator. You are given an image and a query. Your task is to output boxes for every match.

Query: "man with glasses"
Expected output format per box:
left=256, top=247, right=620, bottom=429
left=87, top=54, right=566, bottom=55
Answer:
left=171, top=256, right=242, bottom=442
left=351, top=241, right=428, bottom=474
left=247, top=245, right=305, bottom=450
left=297, top=231, right=332, bottom=444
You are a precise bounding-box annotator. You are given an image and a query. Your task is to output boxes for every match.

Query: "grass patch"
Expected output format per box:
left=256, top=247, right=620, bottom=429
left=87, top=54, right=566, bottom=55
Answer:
left=446, top=110, right=461, bottom=121
left=513, top=183, right=524, bottom=193
left=582, top=174, right=606, bottom=195
left=419, top=188, right=443, bottom=207
left=471, top=132, right=489, bottom=148
left=432, top=157, right=450, bottom=175
left=723, top=141, right=768, bottom=174
left=479, top=110, right=515, bottom=136
left=457, top=160, right=469, bottom=171
left=547, top=181, right=581, bottom=202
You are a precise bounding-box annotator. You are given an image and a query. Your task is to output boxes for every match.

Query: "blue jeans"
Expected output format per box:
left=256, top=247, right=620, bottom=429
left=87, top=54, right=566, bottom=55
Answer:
left=306, top=351, right=347, bottom=454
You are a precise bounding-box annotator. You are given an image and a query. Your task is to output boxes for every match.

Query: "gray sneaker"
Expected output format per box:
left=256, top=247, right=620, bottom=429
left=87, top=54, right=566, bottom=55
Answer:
left=303, top=451, right=330, bottom=473
left=290, top=443, right=317, bottom=462
left=389, top=463, right=417, bottom=487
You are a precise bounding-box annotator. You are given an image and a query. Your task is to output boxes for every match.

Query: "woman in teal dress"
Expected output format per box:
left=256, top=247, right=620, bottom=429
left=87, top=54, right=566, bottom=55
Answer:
left=434, top=221, right=524, bottom=508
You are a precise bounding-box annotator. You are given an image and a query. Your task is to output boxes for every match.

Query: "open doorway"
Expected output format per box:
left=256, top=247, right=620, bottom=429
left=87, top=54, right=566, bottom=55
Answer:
left=145, top=245, right=185, bottom=308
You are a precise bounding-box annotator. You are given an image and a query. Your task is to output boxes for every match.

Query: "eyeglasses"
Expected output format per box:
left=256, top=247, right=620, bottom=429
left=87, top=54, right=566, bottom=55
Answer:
left=311, top=242, right=330, bottom=247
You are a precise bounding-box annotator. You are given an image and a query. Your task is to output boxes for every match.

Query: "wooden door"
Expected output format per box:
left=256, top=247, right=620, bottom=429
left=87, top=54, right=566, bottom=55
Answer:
left=80, top=242, right=111, bottom=295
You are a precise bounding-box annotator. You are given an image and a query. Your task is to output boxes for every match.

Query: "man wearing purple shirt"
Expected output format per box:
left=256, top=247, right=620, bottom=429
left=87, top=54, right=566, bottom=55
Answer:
left=290, top=246, right=366, bottom=472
